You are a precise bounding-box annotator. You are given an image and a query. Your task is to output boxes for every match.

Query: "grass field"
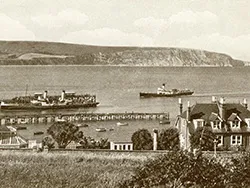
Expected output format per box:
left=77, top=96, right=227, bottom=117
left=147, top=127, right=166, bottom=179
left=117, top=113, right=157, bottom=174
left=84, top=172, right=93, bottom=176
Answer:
left=0, top=150, right=160, bottom=188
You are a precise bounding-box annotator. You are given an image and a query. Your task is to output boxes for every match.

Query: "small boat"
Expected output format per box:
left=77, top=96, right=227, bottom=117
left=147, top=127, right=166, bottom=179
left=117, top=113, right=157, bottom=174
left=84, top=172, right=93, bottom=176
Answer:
left=140, top=84, right=194, bottom=98
left=56, top=118, right=67, bottom=122
left=109, top=128, right=114, bottom=131
left=159, top=119, right=171, bottom=124
left=15, top=126, right=27, bottom=130
left=34, top=131, right=44, bottom=135
left=20, top=119, right=28, bottom=124
left=96, top=128, right=106, bottom=132
left=77, top=124, right=89, bottom=127
left=117, top=122, right=128, bottom=126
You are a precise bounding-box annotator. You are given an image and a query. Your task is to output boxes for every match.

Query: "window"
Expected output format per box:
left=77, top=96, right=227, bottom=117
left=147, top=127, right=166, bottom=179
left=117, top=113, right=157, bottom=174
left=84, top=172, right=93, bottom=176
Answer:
left=245, top=119, right=250, bottom=128
left=123, top=145, right=126, bottom=150
left=231, top=135, right=242, bottom=145
left=128, top=145, right=131, bottom=150
left=114, top=145, right=117, bottom=150
left=119, top=145, right=122, bottom=150
left=231, top=120, right=240, bottom=128
left=212, top=120, right=221, bottom=129
left=194, top=119, right=204, bottom=129
left=197, top=120, right=204, bottom=127
left=217, top=135, right=223, bottom=146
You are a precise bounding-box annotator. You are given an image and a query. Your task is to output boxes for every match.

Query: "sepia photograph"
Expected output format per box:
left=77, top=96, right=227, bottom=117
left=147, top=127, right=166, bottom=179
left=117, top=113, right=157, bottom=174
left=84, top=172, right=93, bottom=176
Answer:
left=0, top=0, right=250, bottom=187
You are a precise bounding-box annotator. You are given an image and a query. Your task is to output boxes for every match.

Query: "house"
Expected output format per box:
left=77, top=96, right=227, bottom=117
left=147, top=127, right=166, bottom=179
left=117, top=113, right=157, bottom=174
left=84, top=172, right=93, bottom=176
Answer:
left=110, top=141, right=133, bottom=151
left=0, top=125, right=27, bottom=148
left=110, top=129, right=158, bottom=151
left=66, top=141, right=79, bottom=149
left=175, top=97, right=250, bottom=151
left=28, top=140, right=42, bottom=149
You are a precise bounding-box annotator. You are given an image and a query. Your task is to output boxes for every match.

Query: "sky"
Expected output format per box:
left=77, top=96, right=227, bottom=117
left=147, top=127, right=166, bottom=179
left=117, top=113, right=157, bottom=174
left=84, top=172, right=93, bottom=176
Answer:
left=1, top=0, right=250, bottom=61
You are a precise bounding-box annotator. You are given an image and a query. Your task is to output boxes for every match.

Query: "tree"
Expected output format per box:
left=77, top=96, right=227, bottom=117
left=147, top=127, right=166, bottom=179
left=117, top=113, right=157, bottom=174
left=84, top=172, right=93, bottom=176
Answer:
left=42, top=136, right=55, bottom=150
left=120, top=151, right=227, bottom=188
left=131, top=129, right=153, bottom=150
left=98, top=138, right=110, bottom=149
left=47, top=122, right=83, bottom=148
left=190, top=126, right=216, bottom=151
left=226, top=152, right=250, bottom=187
left=158, top=128, right=180, bottom=150
left=78, top=137, right=110, bottom=149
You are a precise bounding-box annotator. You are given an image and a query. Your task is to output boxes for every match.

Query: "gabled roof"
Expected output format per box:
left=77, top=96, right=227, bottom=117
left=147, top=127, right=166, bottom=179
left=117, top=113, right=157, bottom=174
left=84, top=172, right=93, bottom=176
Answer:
left=228, top=113, right=241, bottom=121
left=209, top=112, right=222, bottom=121
left=181, top=102, right=250, bottom=122
left=181, top=103, right=218, bottom=121
left=224, top=103, right=250, bottom=120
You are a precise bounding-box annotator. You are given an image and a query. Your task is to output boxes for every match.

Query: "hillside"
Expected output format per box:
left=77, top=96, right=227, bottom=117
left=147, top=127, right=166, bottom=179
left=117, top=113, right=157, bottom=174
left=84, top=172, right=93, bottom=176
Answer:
left=0, top=41, right=247, bottom=66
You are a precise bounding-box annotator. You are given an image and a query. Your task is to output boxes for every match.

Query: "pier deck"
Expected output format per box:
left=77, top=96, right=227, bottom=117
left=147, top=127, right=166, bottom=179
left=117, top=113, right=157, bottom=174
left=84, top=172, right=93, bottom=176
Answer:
left=0, top=112, right=170, bottom=126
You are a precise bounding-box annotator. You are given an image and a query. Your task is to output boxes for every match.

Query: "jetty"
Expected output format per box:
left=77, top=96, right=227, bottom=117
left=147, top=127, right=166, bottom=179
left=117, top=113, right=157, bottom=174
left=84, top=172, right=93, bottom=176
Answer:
left=0, top=112, right=170, bottom=126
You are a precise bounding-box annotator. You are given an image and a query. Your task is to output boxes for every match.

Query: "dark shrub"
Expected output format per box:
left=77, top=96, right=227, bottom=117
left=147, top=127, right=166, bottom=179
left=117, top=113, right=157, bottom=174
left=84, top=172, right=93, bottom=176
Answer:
left=120, top=151, right=227, bottom=188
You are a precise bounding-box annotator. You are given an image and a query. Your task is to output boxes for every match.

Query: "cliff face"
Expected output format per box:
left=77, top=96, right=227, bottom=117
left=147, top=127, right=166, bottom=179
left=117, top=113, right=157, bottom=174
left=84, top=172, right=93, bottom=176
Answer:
left=92, top=48, right=240, bottom=66
left=0, top=41, right=247, bottom=66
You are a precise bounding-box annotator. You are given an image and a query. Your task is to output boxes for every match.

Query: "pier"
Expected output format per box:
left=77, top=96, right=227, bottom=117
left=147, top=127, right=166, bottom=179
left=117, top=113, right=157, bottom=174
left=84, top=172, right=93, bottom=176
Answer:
left=0, top=112, right=170, bottom=126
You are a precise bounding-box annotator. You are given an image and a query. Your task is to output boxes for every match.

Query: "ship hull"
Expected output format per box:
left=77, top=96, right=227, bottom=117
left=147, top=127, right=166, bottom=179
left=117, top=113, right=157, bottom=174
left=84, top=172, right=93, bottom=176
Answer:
left=139, top=91, right=194, bottom=98
left=0, top=102, right=99, bottom=110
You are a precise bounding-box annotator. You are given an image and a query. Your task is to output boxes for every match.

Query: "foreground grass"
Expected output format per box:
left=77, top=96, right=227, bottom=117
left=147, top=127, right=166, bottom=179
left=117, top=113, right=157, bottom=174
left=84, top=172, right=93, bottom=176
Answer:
left=0, top=150, right=160, bottom=188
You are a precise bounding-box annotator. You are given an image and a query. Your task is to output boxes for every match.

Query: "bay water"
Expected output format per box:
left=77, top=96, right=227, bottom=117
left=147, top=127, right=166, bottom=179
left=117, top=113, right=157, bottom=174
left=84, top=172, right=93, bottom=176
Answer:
left=1, top=65, right=250, bottom=142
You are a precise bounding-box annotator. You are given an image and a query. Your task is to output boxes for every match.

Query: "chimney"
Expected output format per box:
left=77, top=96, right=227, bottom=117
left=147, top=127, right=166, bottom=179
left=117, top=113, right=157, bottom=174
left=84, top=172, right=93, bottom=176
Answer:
left=43, top=91, right=48, bottom=99
left=38, top=95, right=41, bottom=100
left=186, top=101, right=191, bottom=121
left=153, top=129, right=158, bottom=151
left=162, top=83, right=165, bottom=90
left=212, top=96, right=217, bottom=103
left=243, top=98, right=248, bottom=109
left=61, top=90, right=65, bottom=101
left=178, top=98, right=183, bottom=115
left=218, top=97, right=225, bottom=120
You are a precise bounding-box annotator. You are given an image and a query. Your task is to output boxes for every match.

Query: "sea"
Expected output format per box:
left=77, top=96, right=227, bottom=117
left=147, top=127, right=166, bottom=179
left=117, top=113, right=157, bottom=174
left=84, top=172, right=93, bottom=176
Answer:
left=1, top=65, right=250, bottom=142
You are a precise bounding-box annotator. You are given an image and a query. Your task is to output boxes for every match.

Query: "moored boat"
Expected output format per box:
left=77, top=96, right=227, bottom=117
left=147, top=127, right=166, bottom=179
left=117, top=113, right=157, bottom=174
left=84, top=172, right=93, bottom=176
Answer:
left=140, top=84, right=194, bottom=98
left=15, top=126, right=27, bottom=130
left=34, top=131, right=44, bottom=135
left=56, top=118, right=67, bottom=123
left=159, top=119, right=171, bottom=124
left=77, top=123, right=89, bottom=128
left=0, top=90, right=99, bottom=110
left=96, top=128, right=106, bottom=132
left=116, top=122, right=128, bottom=126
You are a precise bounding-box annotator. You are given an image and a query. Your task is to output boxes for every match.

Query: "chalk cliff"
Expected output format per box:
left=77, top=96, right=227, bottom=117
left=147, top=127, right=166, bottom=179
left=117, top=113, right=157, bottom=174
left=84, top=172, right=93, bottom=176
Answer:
left=0, top=41, right=247, bottom=66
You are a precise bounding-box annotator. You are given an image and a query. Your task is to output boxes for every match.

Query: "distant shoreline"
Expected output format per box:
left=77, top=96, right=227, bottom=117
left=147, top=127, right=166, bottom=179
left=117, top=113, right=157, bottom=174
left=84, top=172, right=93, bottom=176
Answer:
left=0, top=64, right=243, bottom=68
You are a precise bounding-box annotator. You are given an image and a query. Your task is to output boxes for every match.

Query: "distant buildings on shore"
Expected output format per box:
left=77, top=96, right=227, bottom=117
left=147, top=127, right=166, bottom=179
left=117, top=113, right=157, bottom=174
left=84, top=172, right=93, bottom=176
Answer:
left=0, top=125, right=27, bottom=148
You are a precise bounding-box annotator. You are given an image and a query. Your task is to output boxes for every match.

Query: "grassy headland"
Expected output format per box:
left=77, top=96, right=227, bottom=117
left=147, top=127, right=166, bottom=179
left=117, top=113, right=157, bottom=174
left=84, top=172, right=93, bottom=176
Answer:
left=0, top=40, right=247, bottom=66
